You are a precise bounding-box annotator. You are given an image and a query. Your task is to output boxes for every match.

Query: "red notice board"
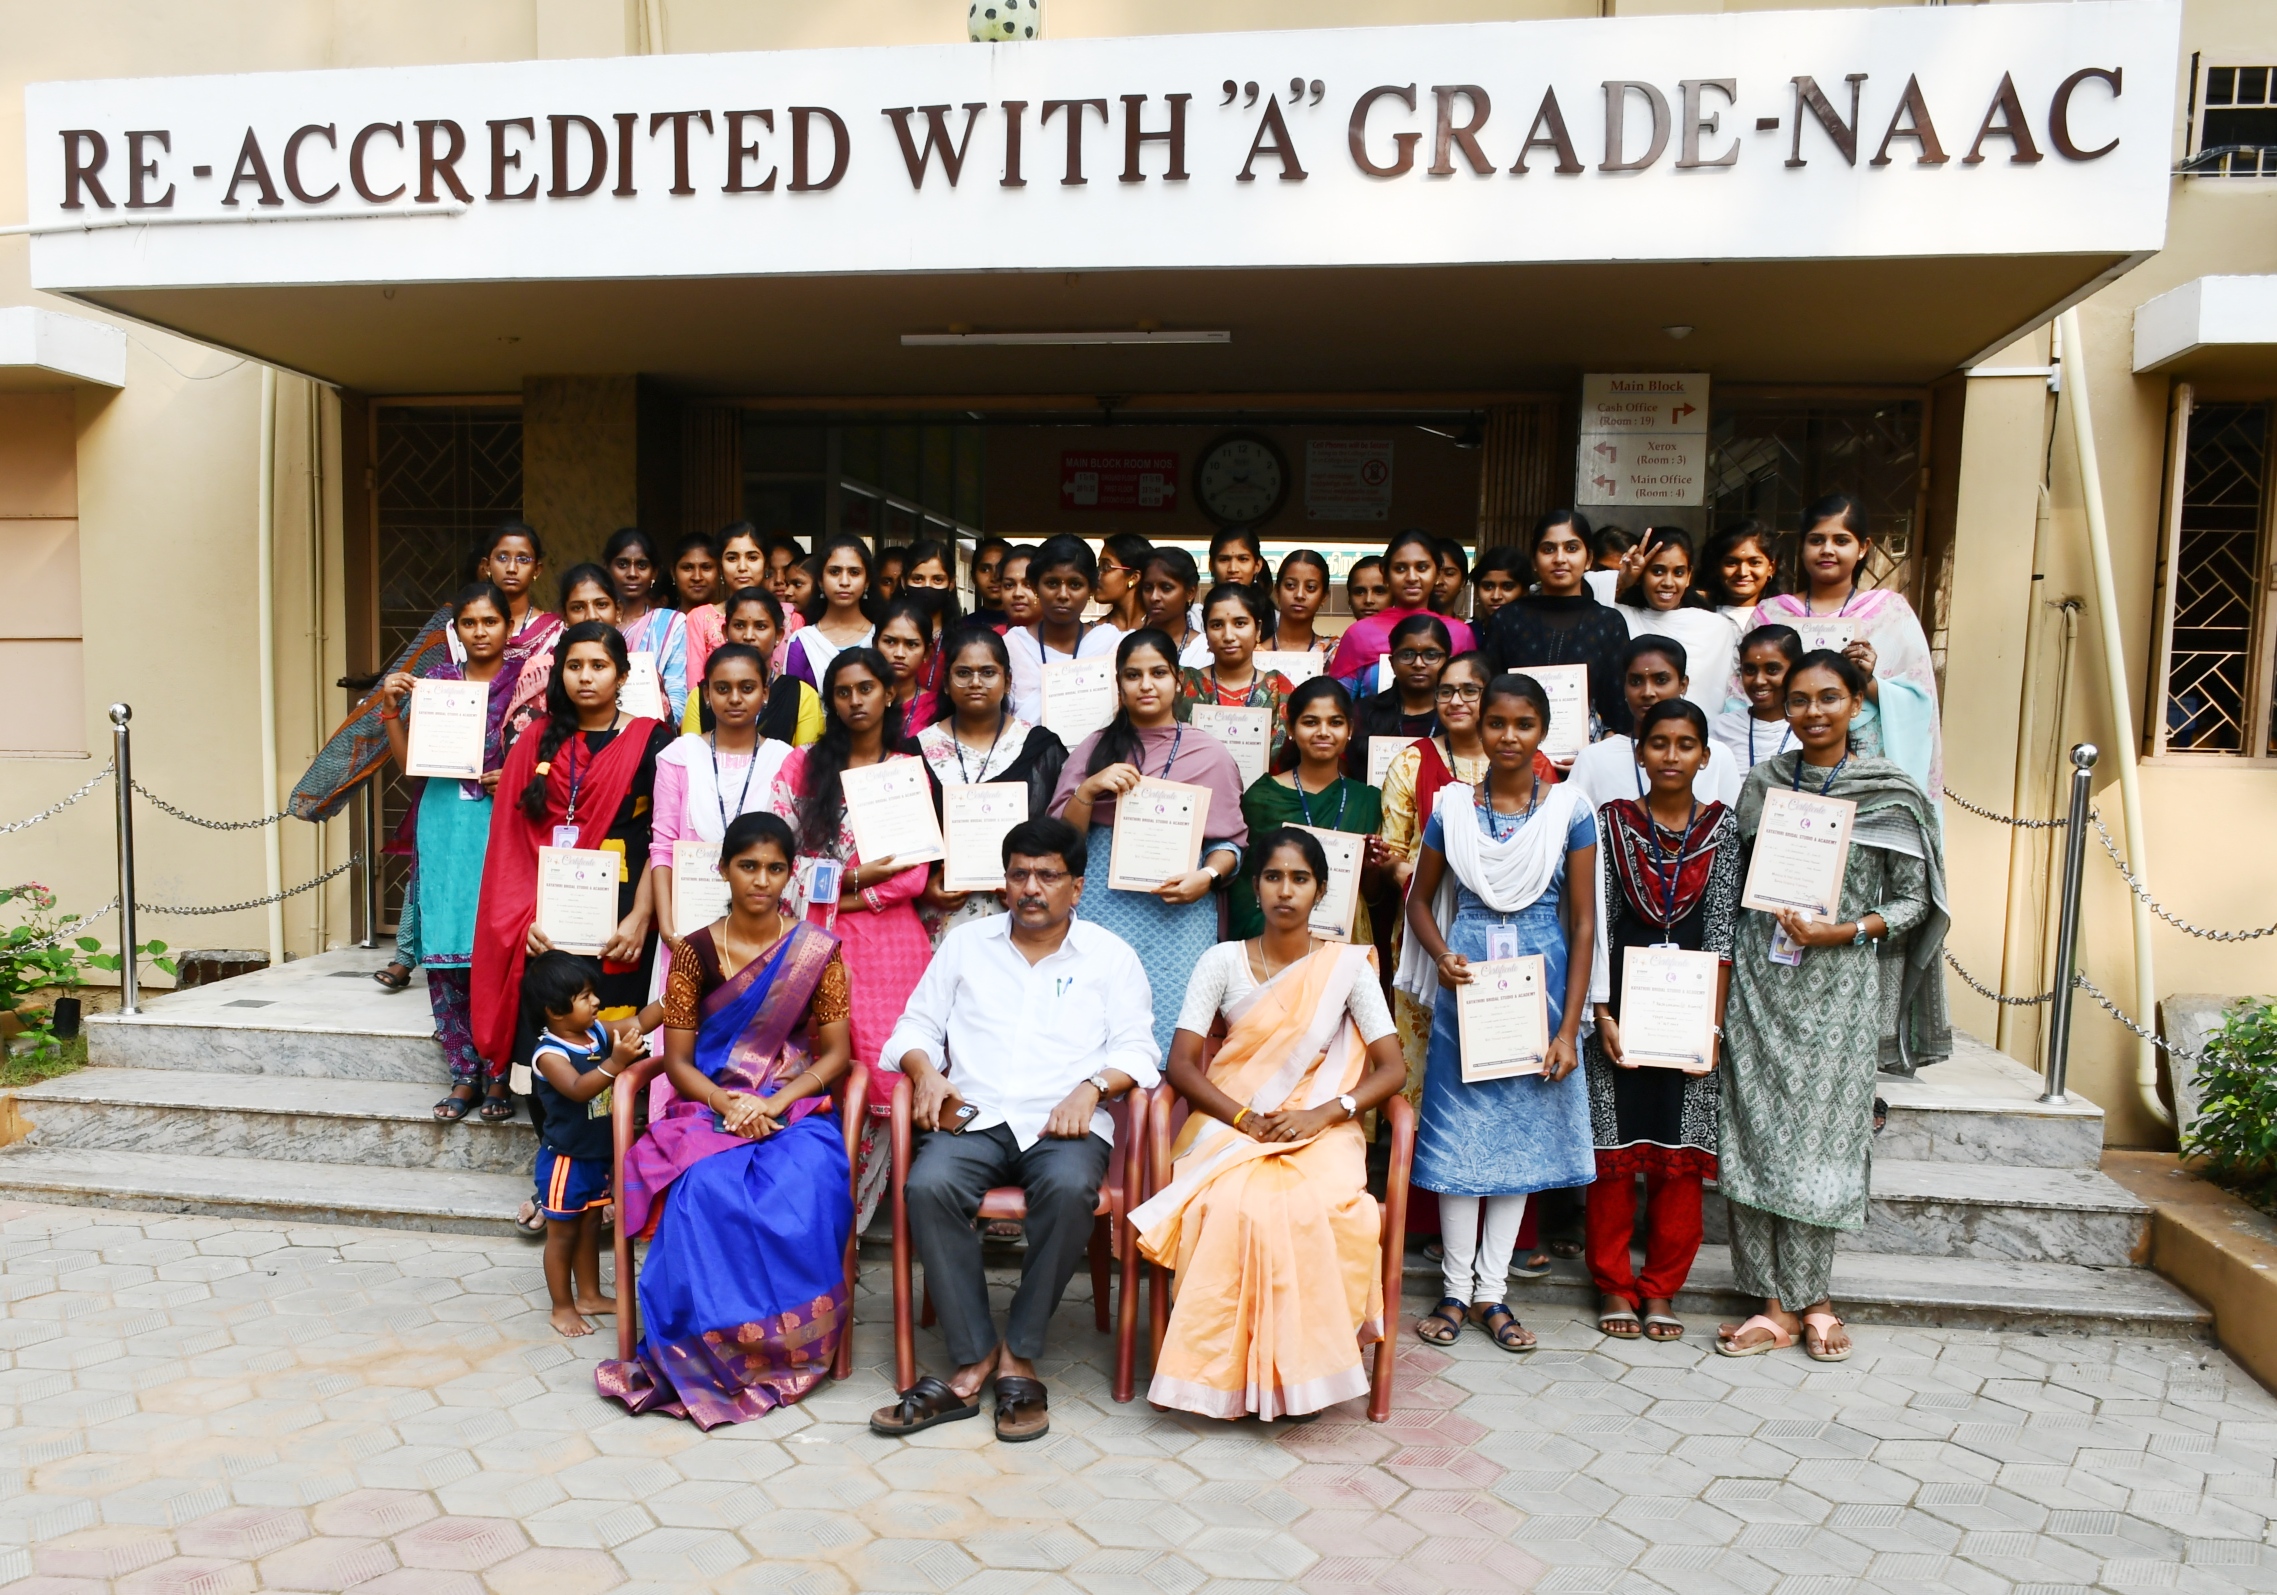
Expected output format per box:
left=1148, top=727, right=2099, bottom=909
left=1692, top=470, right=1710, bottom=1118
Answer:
left=1059, top=451, right=1179, bottom=513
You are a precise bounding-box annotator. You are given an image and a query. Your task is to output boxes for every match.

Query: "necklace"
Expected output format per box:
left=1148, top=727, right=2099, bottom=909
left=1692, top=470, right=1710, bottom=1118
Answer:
left=1480, top=770, right=1541, bottom=821
left=1208, top=667, right=1261, bottom=706
left=709, top=731, right=760, bottom=833
left=715, top=912, right=788, bottom=976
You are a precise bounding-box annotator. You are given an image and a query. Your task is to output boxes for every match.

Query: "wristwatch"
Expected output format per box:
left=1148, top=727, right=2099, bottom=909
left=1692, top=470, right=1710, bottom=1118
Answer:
left=1337, top=1093, right=1357, bottom=1120
left=1086, top=1071, right=1114, bottom=1099
left=1850, top=922, right=1872, bottom=946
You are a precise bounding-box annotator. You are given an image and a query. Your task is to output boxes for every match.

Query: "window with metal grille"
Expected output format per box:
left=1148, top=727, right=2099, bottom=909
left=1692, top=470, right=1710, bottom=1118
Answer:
left=2192, top=65, right=2277, bottom=177
left=2156, top=402, right=2269, bottom=755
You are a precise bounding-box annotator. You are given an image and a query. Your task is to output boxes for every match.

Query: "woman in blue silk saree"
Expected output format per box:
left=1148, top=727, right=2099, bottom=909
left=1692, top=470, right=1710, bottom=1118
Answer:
left=597, top=812, right=856, bottom=1428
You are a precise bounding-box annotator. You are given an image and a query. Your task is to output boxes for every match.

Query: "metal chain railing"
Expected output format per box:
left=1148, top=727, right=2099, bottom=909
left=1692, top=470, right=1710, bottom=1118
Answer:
left=2075, top=971, right=2210, bottom=1067
left=0, top=760, right=114, bottom=835
left=2085, top=810, right=2277, bottom=944
left=140, top=855, right=362, bottom=918
left=130, top=780, right=292, bottom=832
left=6, top=896, right=119, bottom=953
left=1942, top=950, right=2056, bottom=1008
left=1942, top=788, right=2070, bottom=830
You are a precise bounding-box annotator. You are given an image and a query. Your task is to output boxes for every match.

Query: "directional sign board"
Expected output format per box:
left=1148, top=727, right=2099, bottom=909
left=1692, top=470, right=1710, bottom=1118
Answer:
left=1578, top=373, right=1709, bottom=507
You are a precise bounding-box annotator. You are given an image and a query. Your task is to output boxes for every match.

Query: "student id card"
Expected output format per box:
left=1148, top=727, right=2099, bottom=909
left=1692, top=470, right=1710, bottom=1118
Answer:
left=1768, top=925, right=1806, bottom=966
left=1486, top=925, right=1520, bottom=962
left=552, top=825, right=581, bottom=849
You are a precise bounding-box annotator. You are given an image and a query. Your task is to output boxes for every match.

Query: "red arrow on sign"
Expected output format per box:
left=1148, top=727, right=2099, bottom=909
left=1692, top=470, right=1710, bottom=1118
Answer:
left=1591, top=440, right=1618, bottom=461
left=1592, top=474, right=1616, bottom=492
left=1670, top=403, right=1697, bottom=424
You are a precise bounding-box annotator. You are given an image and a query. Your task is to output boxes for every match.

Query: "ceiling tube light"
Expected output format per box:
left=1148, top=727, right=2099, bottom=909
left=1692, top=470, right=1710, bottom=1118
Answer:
left=900, top=329, right=1232, bottom=347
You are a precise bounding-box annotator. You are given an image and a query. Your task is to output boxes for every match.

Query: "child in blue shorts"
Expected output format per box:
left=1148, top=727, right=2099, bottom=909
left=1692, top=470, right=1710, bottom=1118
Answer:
left=524, top=951, right=643, bottom=1338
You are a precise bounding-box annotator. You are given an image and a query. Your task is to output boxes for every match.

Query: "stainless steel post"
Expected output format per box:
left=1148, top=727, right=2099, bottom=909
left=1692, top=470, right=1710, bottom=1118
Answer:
left=358, top=780, right=379, bottom=949
left=109, top=703, right=139, bottom=1017
left=2041, top=743, right=2098, bottom=1105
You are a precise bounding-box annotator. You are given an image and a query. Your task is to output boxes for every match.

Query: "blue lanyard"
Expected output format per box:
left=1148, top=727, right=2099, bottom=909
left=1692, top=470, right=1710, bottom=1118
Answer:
left=1748, top=716, right=1792, bottom=765
left=1155, top=725, right=1184, bottom=779
left=1793, top=752, right=1848, bottom=794
left=710, top=733, right=758, bottom=832
left=1293, top=774, right=1348, bottom=830
left=1208, top=668, right=1264, bottom=707
left=1642, top=799, right=1695, bottom=930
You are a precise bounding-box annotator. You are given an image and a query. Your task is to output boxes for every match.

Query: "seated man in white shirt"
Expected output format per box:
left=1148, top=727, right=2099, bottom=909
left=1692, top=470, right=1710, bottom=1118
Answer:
left=1566, top=634, right=1742, bottom=812
left=870, top=815, right=1160, bottom=1444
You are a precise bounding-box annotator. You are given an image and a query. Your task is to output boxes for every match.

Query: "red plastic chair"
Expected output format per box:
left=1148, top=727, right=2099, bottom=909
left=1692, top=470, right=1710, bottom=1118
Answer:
left=1128, top=1085, right=1415, bottom=1423
left=611, top=1058, right=868, bottom=1381
left=887, top=1075, right=1147, bottom=1403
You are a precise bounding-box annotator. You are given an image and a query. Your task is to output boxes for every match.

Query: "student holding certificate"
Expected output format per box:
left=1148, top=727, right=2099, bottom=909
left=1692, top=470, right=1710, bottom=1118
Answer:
left=767, top=646, right=934, bottom=1225
left=1483, top=510, right=1633, bottom=739
left=1604, top=528, right=1741, bottom=725
left=1399, top=674, right=1597, bottom=1355
left=1005, top=536, right=1123, bottom=725
left=1051, top=629, right=1249, bottom=1057
left=916, top=628, right=1068, bottom=946
left=1344, top=613, right=1449, bottom=782
left=1717, top=652, right=1950, bottom=1364
left=1745, top=493, right=1943, bottom=801
left=1581, top=699, right=1741, bottom=1343
left=471, top=621, right=675, bottom=1198
left=1175, top=584, right=1296, bottom=776
left=378, top=581, right=518, bottom=1123
left=1230, top=679, right=1387, bottom=944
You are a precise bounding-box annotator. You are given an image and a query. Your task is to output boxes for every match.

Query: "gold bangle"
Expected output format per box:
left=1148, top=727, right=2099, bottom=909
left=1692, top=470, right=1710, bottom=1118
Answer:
left=1231, top=1108, right=1250, bottom=1129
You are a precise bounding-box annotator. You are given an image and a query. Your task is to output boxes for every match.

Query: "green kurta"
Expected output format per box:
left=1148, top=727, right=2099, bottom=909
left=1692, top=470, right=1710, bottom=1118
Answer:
left=1719, top=753, right=1948, bottom=1231
left=1230, top=773, right=1383, bottom=942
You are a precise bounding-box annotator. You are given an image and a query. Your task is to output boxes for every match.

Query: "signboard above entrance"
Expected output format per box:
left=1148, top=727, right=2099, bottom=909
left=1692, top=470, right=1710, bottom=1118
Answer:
left=25, top=2, right=2178, bottom=296
left=1579, top=372, right=1709, bottom=507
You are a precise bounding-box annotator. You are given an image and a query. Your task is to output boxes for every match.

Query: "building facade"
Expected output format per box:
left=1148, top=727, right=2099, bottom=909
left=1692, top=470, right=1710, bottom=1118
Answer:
left=2, top=0, right=2268, bottom=1146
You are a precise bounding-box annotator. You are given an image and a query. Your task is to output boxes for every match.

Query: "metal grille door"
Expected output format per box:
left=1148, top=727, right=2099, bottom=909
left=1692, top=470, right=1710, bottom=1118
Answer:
left=372, top=404, right=523, bottom=926
left=2163, top=403, right=2268, bottom=754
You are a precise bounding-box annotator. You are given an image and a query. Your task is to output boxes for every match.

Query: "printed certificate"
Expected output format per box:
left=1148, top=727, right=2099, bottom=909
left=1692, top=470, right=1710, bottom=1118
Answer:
left=1187, top=704, right=1273, bottom=788
left=1792, top=617, right=1859, bottom=655
left=1532, top=663, right=1591, bottom=761
left=1457, top=955, right=1550, bottom=1082
left=620, top=651, right=668, bottom=721
left=1294, top=824, right=1363, bottom=942
left=1740, top=787, right=1857, bottom=920
left=940, top=783, right=1028, bottom=894
left=1108, top=778, right=1211, bottom=892
left=536, top=846, right=620, bottom=956
left=1366, top=735, right=1422, bottom=789
left=1616, top=946, right=1720, bottom=1073
left=1254, top=649, right=1327, bottom=684
left=840, top=756, right=946, bottom=868
left=403, top=679, right=487, bottom=780
left=670, top=839, right=730, bottom=934
left=1040, top=657, right=1116, bottom=743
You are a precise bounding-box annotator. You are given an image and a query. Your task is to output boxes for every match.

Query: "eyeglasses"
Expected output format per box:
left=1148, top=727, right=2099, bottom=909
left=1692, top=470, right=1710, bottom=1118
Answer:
left=1785, top=690, right=1853, bottom=712
left=1435, top=683, right=1483, bottom=702
left=1005, top=867, right=1069, bottom=887
left=489, top=553, right=536, bottom=568
left=1392, top=648, right=1448, bottom=667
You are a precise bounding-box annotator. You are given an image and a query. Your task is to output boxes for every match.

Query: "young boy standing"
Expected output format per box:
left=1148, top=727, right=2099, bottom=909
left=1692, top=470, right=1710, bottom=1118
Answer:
left=523, top=951, right=640, bottom=1338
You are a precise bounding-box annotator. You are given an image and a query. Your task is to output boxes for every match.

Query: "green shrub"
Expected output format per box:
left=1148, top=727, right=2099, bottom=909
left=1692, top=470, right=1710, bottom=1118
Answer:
left=2181, top=998, right=2277, bottom=1212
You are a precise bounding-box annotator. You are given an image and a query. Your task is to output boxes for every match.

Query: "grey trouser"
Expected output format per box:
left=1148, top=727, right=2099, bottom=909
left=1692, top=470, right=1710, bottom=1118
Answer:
left=1726, top=1199, right=1839, bottom=1309
left=905, top=1124, right=1109, bottom=1365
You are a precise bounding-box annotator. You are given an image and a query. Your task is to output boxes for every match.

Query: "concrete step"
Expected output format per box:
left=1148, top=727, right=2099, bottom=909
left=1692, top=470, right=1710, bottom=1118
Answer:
left=1697, top=1159, right=2152, bottom=1267
left=0, top=1146, right=531, bottom=1236
left=1874, top=1032, right=2105, bottom=1169
left=85, top=947, right=441, bottom=1083
left=5, top=1068, right=532, bottom=1175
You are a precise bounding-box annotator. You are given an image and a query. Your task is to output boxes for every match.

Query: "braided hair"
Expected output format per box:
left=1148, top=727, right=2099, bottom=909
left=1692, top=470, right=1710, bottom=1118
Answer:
left=518, top=620, right=628, bottom=822
left=795, top=646, right=919, bottom=854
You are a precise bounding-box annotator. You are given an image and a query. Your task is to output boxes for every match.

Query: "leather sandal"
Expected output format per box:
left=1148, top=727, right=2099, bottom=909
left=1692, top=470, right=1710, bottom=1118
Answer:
left=373, top=963, right=412, bottom=992
left=1474, top=1303, right=1536, bottom=1353
left=1414, top=1297, right=1466, bottom=1346
left=433, top=1088, right=476, bottom=1123
left=993, top=1375, right=1050, bottom=1442
left=479, top=1083, right=517, bottom=1123
left=868, top=1376, right=981, bottom=1437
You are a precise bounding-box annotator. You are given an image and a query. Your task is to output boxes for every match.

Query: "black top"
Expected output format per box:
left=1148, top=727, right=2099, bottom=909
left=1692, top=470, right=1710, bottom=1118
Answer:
left=1345, top=689, right=1438, bottom=782
left=532, top=1023, right=617, bottom=1160
left=1486, top=595, right=1634, bottom=736
left=924, top=721, right=1071, bottom=824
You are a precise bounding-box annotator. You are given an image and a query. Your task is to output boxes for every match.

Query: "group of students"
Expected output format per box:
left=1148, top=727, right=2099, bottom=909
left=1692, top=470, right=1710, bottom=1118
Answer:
left=338, top=493, right=1949, bottom=1431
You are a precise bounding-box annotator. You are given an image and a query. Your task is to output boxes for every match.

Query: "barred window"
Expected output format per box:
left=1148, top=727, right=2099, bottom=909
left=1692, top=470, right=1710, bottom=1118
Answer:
left=2192, top=65, right=2277, bottom=178
left=2154, top=401, right=2273, bottom=756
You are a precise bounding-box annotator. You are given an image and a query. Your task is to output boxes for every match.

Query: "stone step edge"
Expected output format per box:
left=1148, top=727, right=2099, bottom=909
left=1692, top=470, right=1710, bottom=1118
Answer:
left=1865, top=1160, right=2151, bottom=1216
left=8, top=1068, right=515, bottom=1130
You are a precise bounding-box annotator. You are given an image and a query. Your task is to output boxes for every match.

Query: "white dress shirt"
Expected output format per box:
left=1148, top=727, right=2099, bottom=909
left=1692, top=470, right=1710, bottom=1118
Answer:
left=880, top=913, right=1161, bottom=1148
left=1006, top=623, right=1124, bottom=725
left=1567, top=733, right=1741, bottom=813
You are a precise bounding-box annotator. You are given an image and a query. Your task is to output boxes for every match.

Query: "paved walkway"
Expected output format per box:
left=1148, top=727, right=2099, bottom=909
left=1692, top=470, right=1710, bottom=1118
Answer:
left=0, top=1199, right=2271, bottom=1595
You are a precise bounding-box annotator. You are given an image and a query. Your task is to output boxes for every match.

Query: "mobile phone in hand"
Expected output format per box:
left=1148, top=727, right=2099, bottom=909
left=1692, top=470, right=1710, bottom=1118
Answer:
left=949, top=1103, right=979, bottom=1133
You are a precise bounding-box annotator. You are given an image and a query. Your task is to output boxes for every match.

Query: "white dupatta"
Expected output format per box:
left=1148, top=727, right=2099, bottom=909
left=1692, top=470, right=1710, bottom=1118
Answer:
left=1392, top=780, right=1584, bottom=1004
left=657, top=732, right=794, bottom=843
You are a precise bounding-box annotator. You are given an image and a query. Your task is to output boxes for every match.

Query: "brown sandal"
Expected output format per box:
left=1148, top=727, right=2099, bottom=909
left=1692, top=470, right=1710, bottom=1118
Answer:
left=993, top=1375, right=1050, bottom=1442
left=868, top=1376, right=981, bottom=1436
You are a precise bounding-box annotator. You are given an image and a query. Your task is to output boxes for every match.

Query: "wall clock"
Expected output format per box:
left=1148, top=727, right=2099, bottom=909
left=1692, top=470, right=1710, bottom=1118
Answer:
left=1193, top=433, right=1289, bottom=529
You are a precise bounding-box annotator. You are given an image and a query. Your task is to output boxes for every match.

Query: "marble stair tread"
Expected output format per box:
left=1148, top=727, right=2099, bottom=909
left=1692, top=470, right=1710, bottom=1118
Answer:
left=85, top=947, right=432, bottom=1039
left=0, top=1146, right=530, bottom=1235
left=1381, top=1246, right=2207, bottom=1334
left=1877, top=1031, right=2103, bottom=1121
left=1869, top=1158, right=2149, bottom=1214
left=11, top=1067, right=500, bottom=1123
left=1874, top=1034, right=2106, bottom=1169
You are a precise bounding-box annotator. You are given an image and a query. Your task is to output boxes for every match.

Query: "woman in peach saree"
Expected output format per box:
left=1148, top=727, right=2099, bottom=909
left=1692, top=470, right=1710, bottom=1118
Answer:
left=1134, top=828, right=1408, bottom=1421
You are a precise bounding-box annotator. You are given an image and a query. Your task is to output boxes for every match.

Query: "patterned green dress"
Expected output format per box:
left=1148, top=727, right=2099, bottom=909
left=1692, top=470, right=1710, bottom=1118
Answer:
left=1720, top=753, right=1949, bottom=1232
